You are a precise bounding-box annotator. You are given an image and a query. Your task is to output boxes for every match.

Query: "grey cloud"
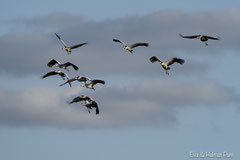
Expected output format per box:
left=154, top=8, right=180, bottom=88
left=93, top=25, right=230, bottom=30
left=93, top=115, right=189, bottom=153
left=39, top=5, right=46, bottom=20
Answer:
left=7, top=12, right=87, bottom=31
left=0, top=79, right=238, bottom=128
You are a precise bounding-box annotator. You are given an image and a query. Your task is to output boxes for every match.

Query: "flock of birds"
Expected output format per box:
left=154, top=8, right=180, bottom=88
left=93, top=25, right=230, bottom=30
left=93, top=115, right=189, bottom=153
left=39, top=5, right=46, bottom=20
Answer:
left=42, top=33, right=105, bottom=114
left=41, top=33, right=220, bottom=115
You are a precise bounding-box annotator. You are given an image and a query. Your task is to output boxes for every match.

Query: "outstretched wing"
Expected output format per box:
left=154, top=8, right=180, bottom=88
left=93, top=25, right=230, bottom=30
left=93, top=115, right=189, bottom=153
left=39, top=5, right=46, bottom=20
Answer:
left=42, top=71, right=58, bottom=79
left=85, top=100, right=99, bottom=114
left=179, top=34, right=200, bottom=39
left=58, top=71, right=68, bottom=78
left=92, top=79, right=105, bottom=85
left=77, top=76, right=91, bottom=82
left=47, top=59, right=60, bottom=67
left=204, top=36, right=220, bottom=40
left=55, top=33, right=68, bottom=47
left=42, top=70, right=68, bottom=80
left=92, top=101, right=99, bottom=115
left=68, top=95, right=91, bottom=104
left=113, top=39, right=127, bottom=46
left=59, top=77, right=74, bottom=87
left=60, top=76, right=90, bottom=86
left=149, top=56, right=161, bottom=63
left=95, top=106, right=99, bottom=114
left=69, top=96, right=83, bottom=104
left=89, top=80, right=105, bottom=88
left=166, top=57, right=185, bottom=66
left=70, top=42, right=88, bottom=49
left=64, top=62, right=79, bottom=71
left=130, top=43, right=149, bottom=48
left=59, top=80, right=72, bottom=87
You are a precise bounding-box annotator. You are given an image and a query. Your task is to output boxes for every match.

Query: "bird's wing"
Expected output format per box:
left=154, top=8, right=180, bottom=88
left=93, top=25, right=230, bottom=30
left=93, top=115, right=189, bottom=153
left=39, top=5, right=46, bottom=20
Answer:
left=61, top=77, right=77, bottom=84
left=69, top=77, right=78, bottom=83
left=72, top=95, right=91, bottom=103
left=89, top=80, right=105, bottom=87
left=166, top=57, right=185, bottom=66
left=93, top=102, right=99, bottom=115
left=113, top=39, right=127, bottom=46
left=55, top=33, right=68, bottom=47
left=59, top=82, right=67, bottom=86
left=84, top=96, right=93, bottom=101
left=60, top=81, right=69, bottom=87
left=58, top=71, right=68, bottom=78
left=59, top=77, right=75, bottom=87
left=64, top=62, right=79, bottom=71
left=85, top=100, right=99, bottom=114
left=77, top=76, right=90, bottom=82
left=70, top=42, right=88, bottom=49
left=42, top=71, right=58, bottom=79
left=130, top=43, right=149, bottom=48
left=68, top=95, right=91, bottom=104
left=179, top=34, right=200, bottom=39
left=95, top=106, right=99, bottom=115
left=204, top=36, right=220, bottom=40
left=92, top=80, right=105, bottom=85
left=71, top=96, right=83, bottom=103
left=149, top=56, right=161, bottom=63
left=47, top=59, right=60, bottom=67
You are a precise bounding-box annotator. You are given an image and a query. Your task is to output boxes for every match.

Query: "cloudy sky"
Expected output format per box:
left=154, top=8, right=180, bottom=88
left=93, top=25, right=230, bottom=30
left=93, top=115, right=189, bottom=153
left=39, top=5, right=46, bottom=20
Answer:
left=0, top=0, right=240, bottom=160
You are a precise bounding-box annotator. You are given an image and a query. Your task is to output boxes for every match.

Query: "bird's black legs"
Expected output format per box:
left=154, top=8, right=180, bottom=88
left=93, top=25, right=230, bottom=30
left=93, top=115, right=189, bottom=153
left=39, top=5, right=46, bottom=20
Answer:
left=205, top=42, right=208, bottom=46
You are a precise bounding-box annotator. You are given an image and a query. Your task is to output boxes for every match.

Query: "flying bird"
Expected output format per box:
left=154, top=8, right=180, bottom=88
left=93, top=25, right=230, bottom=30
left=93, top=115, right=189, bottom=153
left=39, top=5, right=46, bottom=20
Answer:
left=113, top=39, right=148, bottom=53
left=55, top=33, right=88, bottom=54
left=68, top=95, right=92, bottom=104
left=80, top=79, right=105, bottom=90
left=83, top=100, right=99, bottom=115
left=150, top=56, right=184, bottom=75
left=179, top=34, right=220, bottom=46
left=47, top=59, right=79, bottom=71
left=60, top=76, right=91, bottom=87
left=42, top=70, right=69, bottom=80
left=68, top=95, right=99, bottom=114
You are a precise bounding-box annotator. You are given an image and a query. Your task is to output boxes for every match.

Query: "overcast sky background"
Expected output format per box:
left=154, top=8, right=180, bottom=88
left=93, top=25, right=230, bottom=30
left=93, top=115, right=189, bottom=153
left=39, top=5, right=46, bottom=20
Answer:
left=0, top=0, right=240, bottom=160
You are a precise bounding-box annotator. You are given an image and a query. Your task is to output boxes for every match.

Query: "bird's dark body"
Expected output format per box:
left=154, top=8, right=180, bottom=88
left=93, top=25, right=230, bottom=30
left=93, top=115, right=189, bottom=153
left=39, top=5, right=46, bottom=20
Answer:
left=200, top=37, right=207, bottom=41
